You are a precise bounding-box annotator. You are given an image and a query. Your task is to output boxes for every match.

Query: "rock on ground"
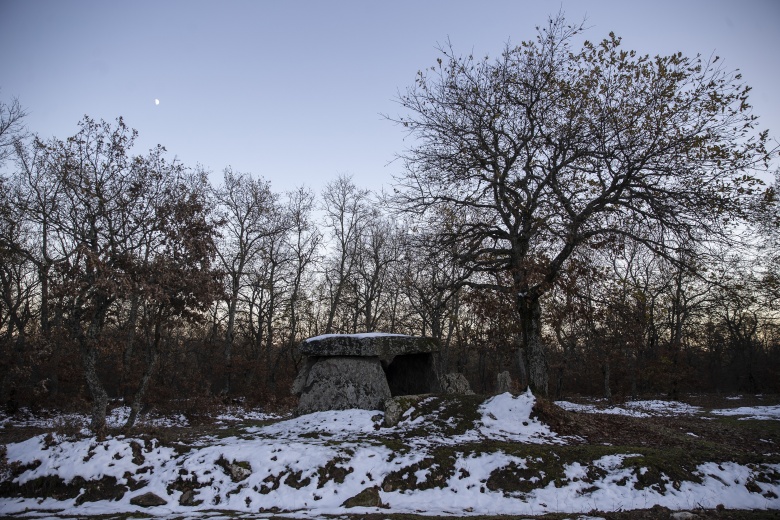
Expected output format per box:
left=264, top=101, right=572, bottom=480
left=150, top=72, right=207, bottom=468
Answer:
left=439, top=372, right=474, bottom=395
left=129, top=492, right=167, bottom=507
left=341, top=485, right=385, bottom=508
left=383, top=395, right=429, bottom=427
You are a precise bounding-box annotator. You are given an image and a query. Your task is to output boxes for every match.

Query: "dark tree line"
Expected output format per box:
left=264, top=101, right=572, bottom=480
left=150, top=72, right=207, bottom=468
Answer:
left=1, top=17, right=778, bottom=432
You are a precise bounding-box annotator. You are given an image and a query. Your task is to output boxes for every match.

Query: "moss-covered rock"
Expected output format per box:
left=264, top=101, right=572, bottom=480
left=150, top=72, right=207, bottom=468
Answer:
left=341, top=485, right=384, bottom=508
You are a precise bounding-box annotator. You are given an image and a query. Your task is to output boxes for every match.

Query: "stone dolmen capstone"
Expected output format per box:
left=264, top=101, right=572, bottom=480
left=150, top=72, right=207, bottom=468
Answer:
left=292, top=333, right=443, bottom=414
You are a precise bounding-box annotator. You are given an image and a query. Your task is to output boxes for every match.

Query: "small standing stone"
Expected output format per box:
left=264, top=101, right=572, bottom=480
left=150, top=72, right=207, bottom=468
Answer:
left=496, top=371, right=512, bottom=393
left=439, top=373, right=473, bottom=395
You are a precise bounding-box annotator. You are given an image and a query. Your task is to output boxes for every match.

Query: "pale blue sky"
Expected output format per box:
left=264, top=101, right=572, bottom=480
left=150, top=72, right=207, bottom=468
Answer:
left=1, top=0, right=778, bottom=193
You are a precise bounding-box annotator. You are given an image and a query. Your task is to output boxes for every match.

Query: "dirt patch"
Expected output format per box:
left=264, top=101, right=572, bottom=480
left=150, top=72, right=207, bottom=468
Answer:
left=382, top=454, right=456, bottom=492
left=317, top=456, right=354, bottom=487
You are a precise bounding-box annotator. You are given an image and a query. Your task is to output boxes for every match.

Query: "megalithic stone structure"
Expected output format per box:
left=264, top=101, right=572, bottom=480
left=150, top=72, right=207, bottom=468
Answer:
left=292, top=333, right=443, bottom=414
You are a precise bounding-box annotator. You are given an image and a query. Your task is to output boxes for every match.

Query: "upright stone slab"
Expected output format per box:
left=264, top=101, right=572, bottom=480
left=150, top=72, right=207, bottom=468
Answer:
left=294, top=333, right=441, bottom=414
left=296, top=356, right=391, bottom=415
left=496, top=370, right=512, bottom=393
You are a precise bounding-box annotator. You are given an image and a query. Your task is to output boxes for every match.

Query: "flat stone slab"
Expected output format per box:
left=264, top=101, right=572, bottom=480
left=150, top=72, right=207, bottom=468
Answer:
left=300, top=333, right=439, bottom=358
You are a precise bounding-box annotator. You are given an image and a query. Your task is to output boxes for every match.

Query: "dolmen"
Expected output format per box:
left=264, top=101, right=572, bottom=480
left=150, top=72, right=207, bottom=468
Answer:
left=292, top=333, right=442, bottom=415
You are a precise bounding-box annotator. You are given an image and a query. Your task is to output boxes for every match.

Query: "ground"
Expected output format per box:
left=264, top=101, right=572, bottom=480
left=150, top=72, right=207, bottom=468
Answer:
left=0, top=392, right=779, bottom=519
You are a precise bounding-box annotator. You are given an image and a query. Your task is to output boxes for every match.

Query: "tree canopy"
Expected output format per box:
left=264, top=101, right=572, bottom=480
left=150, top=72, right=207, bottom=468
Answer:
left=391, top=15, right=776, bottom=393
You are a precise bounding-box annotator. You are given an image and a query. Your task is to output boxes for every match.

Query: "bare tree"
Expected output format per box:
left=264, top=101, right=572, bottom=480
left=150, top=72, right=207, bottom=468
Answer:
left=123, top=169, right=220, bottom=429
left=284, top=186, right=321, bottom=347
left=0, top=94, right=27, bottom=167
left=321, top=175, right=370, bottom=333
left=212, top=169, right=277, bottom=394
left=30, top=117, right=220, bottom=433
left=391, top=15, right=775, bottom=394
left=352, top=209, right=401, bottom=331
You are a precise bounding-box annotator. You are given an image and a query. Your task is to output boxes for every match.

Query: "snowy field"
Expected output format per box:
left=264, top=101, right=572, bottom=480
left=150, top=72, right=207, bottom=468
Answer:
left=554, top=397, right=780, bottom=420
left=0, top=392, right=778, bottom=518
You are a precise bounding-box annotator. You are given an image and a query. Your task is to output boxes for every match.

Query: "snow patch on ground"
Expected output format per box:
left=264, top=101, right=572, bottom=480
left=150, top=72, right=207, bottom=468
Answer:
left=2, top=393, right=779, bottom=517
left=478, top=390, right=565, bottom=444
left=710, top=405, right=780, bottom=420
left=0, top=406, right=191, bottom=430
left=248, top=408, right=382, bottom=441
left=304, top=332, right=410, bottom=342
left=554, top=399, right=702, bottom=418
left=555, top=398, right=780, bottom=421
left=555, top=401, right=652, bottom=417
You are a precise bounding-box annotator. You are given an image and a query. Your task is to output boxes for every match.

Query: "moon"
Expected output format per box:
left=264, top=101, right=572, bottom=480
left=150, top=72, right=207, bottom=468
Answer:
left=154, top=99, right=160, bottom=105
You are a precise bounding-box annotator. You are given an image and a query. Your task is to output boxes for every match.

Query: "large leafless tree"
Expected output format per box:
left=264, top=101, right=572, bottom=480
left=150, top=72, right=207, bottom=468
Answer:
left=391, top=15, right=775, bottom=394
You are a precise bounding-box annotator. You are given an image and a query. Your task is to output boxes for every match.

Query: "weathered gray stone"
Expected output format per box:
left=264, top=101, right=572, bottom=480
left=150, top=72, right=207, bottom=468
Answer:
left=228, top=462, right=251, bottom=482
left=297, top=356, right=391, bottom=414
left=383, top=394, right=429, bottom=427
left=496, top=371, right=512, bottom=393
left=291, top=357, right=317, bottom=396
left=179, top=489, right=197, bottom=506
left=439, top=373, right=473, bottom=395
left=300, top=334, right=438, bottom=359
left=130, top=491, right=167, bottom=507
left=341, top=485, right=384, bottom=508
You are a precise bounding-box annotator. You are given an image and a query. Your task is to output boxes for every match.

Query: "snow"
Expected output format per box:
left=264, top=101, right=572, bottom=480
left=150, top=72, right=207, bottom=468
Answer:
left=304, top=332, right=410, bottom=342
left=710, top=405, right=780, bottom=420
left=247, top=408, right=382, bottom=441
left=1, top=393, right=779, bottom=517
left=478, top=390, right=565, bottom=444
left=554, top=397, right=780, bottom=421
left=554, top=399, right=701, bottom=418
left=0, top=405, right=190, bottom=430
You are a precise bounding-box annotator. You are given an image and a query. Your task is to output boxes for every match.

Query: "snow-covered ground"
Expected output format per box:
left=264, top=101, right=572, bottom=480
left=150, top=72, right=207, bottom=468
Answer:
left=554, top=397, right=780, bottom=420
left=1, top=392, right=778, bottom=517
left=0, top=405, right=282, bottom=433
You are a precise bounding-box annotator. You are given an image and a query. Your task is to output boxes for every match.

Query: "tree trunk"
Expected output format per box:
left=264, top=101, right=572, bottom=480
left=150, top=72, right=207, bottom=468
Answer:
left=603, top=360, right=612, bottom=401
left=120, top=294, right=141, bottom=399
left=124, top=315, right=162, bottom=430
left=265, top=266, right=277, bottom=390
left=518, top=294, right=548, bottom=396
left=39, top=263, right=50, bottom=334
left=81, top=338, right=108, bottom=437
left=223, top=274, right=240, bottom=395
left=75, top=293, right=111, bottom=436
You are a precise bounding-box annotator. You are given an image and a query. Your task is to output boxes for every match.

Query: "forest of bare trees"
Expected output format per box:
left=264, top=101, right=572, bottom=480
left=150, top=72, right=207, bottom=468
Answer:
left=1, top=19, right=778, bottom=432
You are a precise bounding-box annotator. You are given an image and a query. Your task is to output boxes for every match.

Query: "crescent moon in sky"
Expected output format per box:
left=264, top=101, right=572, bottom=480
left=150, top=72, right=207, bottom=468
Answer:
left=154, top=99, right=160, bottom=105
